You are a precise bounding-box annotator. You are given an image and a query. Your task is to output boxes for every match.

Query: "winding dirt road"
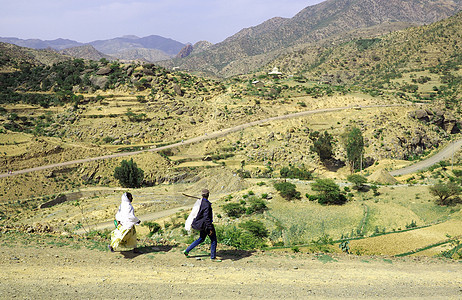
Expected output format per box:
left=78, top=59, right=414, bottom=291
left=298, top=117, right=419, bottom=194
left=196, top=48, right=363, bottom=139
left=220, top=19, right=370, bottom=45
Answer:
left=390, top=138, right=462, bottom=176
left=1, top=104, right=402, bottom=179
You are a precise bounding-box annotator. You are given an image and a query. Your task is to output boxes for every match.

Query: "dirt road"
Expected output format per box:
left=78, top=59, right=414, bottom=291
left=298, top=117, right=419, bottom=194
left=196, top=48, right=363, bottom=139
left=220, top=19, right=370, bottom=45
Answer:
left=1, top=242, right=461, bottom=299
left=0, top=104, right=403, bottom=179
left=390, top=139, right=462, bottom=176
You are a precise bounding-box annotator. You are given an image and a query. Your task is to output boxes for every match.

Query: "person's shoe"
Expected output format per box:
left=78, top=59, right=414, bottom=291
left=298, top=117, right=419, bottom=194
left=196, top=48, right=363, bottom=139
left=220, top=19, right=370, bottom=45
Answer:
left=210, top=258, right=222, bottom=262
left=183, top=250, right=190, bottom=258
left=108, top=245, right=115, bottom=252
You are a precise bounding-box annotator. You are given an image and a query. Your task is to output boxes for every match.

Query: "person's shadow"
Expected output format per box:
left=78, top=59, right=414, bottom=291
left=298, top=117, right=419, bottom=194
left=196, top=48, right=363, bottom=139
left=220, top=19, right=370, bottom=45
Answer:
left=119, top=245, right=174, bottom=259
left=216, top=249, right=254, bottom=261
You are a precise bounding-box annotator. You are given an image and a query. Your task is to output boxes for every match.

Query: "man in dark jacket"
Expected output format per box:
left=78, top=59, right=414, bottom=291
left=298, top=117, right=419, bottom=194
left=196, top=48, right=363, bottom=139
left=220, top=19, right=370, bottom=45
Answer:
left=184, top=189, right=221, bottom=261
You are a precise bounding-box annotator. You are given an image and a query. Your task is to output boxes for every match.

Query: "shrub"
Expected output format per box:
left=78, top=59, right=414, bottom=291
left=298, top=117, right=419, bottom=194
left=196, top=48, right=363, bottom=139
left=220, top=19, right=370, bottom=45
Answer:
left=142, top=221, right=162, bottom=237
left=216, top=225, right=265, bottom=250
left=113, top=158, right=144, bottom=188
left=239, top=220, right=269, bottom=238
left=274, top=181, right=300, bottom=200
left=246, top=197, right=268, bottom=214
left=347, top=174, right=368, bottom=190
left=222, top=202, right=246, bottom=218
left=311, top=178, right=347, bottom=205
left=280, top=166, right=313, bottom=180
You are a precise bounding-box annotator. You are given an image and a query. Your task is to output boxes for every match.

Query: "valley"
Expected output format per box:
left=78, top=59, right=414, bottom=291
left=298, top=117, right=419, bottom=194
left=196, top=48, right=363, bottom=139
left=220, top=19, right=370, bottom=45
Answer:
left=0, top=0, right=462, bottom=297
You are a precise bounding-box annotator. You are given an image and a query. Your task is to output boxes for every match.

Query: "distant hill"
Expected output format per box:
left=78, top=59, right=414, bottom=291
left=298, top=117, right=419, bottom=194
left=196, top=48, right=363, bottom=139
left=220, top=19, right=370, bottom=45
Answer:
left=59, top=45, right=113, bottom=61
left=0, top=42, right=70, bottom=69
left=0, top=37, right=82, bottom=50
left=88, top=35, right=186, bottom=58
left=0, top=35, right=186, bottom=63
left=112, top=48, right=172, bottom=62
left=160, top=0, right=462, bottom=77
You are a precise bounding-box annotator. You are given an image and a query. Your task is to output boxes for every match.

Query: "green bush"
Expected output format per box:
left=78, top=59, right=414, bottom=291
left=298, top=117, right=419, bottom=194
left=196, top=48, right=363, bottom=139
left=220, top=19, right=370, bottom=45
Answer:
left=239, top=220, right=269, bottom=238
left=274, top=181, right=300, bottom=200
left=280, top=166, right=313, bottom=180
left=216, top=225, right=266, bottom=250
left=246, top=197, right=268, bottom=214
left=347, top=174, right=368, bottom=190
left=142, top=221, right=163, bottom=237
left=222, top=202, right=246, bottom=218
left=113, top=158, right=144, bottom=188
left=311, top=178, right=347, bottom=205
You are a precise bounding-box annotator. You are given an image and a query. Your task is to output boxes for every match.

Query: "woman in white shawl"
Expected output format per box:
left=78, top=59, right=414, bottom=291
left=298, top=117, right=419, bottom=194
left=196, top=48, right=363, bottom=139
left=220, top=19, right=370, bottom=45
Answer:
left=109, top=192, right=141, bottom=253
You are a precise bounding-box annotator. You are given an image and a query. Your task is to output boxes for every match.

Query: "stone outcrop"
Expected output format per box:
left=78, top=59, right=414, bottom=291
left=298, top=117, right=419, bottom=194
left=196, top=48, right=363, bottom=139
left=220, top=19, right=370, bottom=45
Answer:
left=409, top=109, right=461, bottom=134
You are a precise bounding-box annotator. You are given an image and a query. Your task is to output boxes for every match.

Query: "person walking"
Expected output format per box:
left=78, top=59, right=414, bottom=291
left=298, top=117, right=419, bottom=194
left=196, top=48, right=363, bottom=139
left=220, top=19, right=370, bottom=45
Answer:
left=184, top=189, right=221, bottom=262
left=109, top=192, right=141, bottom=253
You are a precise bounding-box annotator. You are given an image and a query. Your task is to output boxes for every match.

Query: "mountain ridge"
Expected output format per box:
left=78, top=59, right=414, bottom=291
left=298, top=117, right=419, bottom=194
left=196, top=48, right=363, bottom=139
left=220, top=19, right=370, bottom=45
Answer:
left=0, top=35, right=186, bottom=63
left=159, top=0, right=462, bottom=77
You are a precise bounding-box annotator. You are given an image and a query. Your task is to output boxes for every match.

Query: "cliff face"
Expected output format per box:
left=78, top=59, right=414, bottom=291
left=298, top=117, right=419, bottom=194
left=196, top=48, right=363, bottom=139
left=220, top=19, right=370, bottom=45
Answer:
left=176, top=44, right=194, bottom=58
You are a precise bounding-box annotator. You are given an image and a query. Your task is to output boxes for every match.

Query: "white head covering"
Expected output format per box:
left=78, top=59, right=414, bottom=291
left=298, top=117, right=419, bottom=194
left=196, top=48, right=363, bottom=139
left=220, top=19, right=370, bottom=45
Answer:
left=115, top=193, right=140, bottom=230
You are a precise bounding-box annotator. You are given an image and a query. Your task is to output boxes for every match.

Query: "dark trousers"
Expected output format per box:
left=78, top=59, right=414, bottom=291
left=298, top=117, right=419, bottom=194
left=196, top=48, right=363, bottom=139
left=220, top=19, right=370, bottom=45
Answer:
left=185, top=225, right=217, bottom=259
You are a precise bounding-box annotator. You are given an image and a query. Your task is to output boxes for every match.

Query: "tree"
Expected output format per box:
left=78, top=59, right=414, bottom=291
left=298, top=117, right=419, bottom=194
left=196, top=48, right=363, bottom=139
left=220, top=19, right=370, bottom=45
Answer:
left=429, top=182, right=461, bottom=206
left=343, top=127, right=364, bottom=173
left=347, top=174, right=368, bottom=190
left=113, top=158, right=144, bottom=188
left=311, top=178, right=347, bottom=205
left=274, top=181, right=301, bottom=200
left=311, top=131, right=334, bottom=161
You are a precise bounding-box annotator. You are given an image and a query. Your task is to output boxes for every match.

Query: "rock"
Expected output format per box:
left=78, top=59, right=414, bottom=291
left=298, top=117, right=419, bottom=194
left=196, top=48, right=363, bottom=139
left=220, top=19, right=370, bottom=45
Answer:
left=90, top=76, right=108, bottom=89
left=173, top=84, right=183, bottom=96
left=96, top=67, right=113, bottom=75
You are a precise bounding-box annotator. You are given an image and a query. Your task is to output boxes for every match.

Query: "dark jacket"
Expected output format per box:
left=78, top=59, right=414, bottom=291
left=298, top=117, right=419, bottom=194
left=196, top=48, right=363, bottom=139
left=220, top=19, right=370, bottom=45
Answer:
left=191, top=198, right=213, bottom=231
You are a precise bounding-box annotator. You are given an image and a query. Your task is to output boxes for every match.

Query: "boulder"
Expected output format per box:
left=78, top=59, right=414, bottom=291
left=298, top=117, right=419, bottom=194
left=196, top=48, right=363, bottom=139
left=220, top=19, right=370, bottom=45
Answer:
left=96, top=67, right=113, bottom=75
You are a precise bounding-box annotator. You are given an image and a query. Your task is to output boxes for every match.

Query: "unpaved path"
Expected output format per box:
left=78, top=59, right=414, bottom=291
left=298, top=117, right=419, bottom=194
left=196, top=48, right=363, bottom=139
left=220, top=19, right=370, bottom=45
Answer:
left=390, top=138, right=462, bottom=176
left=1, top=243, right=461, bottom=299
left=0, top=104, right=404, bottom=179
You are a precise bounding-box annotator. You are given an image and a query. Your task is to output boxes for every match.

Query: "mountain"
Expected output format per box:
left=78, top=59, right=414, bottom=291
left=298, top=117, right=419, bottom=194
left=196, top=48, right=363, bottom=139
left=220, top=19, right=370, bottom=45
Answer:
left=289, top=10, right=462, bottom=87
left=0, top=35, right=186, bottom=63
left=159, top=0, right=462, bottom=77
left=59, top=45, right=113, bottom=61
left=0, top=37, right=82, bottom=50
left=88, top=35, right=185, bottom=57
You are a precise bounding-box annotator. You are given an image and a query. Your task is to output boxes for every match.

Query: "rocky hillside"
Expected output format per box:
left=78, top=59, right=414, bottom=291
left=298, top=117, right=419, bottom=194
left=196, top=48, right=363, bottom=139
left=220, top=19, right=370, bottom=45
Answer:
left=269, top=10, right=462, bottom=109
left=0, top=42, right=70, bottom=69
left=59, top=45, right=113, bottom=61
left=160, top=0, right=462, bottom=77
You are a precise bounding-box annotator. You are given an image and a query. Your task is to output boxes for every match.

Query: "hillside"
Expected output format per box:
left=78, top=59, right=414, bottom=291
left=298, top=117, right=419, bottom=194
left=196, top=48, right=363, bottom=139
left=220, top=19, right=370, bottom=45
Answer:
left=159, top=0, right=462, bottom=77
left=0, top=8, right=461, bottom=267
left=0, top=42, right=71, bottom=69
left=270, top=11, right=462, bottom=108
left=59, top=45, right=113, bottom=61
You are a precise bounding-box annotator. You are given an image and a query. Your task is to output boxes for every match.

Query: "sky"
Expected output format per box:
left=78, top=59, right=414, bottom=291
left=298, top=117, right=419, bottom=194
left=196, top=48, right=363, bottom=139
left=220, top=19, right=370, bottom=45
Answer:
left=0, top=0, right=325, bottom=44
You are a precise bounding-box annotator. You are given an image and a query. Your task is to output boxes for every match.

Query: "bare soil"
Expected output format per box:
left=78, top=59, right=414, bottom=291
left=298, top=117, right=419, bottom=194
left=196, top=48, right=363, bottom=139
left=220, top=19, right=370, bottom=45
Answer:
left=1, top=240, right=461, bottom=299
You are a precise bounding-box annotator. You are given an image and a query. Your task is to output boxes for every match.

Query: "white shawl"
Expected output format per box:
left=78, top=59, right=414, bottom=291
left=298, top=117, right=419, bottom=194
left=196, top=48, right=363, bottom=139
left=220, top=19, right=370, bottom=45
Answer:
left=115, top=193, right=140, bottom=230
left=184, top=199, right=201, bottom=232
